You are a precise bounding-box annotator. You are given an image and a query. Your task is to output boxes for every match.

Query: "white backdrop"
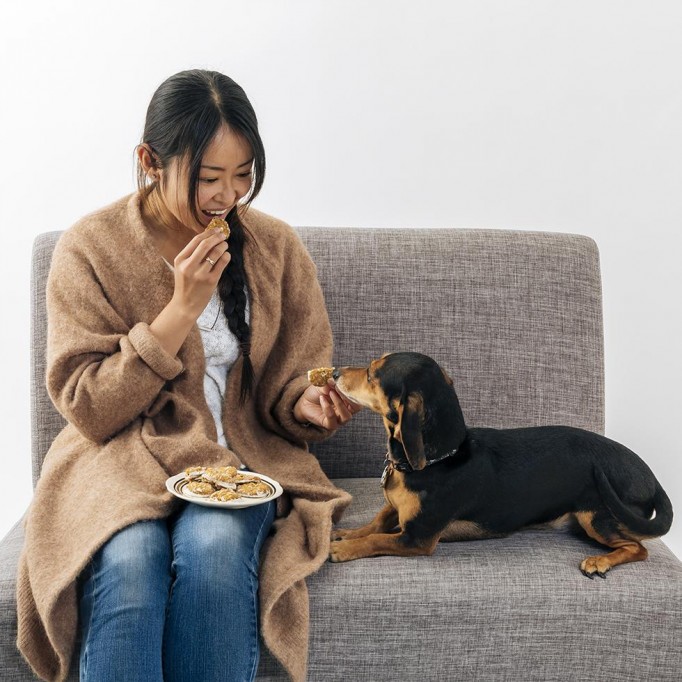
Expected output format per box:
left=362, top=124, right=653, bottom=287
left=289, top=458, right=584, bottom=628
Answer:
left=1, top=0, right=680, bottom=560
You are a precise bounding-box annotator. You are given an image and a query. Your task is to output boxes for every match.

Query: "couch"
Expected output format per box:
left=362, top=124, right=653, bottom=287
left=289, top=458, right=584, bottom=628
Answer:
left=1, top=226, right=681, bottom=680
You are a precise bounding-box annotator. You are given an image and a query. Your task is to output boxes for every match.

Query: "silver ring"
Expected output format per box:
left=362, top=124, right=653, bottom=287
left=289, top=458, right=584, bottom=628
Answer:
left=205, top=256, right=216, bottom=266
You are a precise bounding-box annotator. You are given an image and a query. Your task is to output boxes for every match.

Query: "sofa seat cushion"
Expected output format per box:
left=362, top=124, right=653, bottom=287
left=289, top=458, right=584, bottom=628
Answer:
left=258, top=477, right=682, bottom=681
left=2, top=478, right=680, bottom=681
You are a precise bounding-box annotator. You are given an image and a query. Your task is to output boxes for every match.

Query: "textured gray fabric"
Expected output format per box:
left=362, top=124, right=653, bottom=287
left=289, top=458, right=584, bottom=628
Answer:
left=294, top=479, right=682, bottom=682
left=2, top=480, right=681, bottom=681
left=304, top=228, right=605, bottom=478
left=3, top=225, right=679, bottom=681
left=29, top=228, right=605, bottom=483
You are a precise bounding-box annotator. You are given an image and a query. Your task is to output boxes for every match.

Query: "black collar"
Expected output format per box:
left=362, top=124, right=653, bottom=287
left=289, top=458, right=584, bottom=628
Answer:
left=381, top=447, right=458, bottom=486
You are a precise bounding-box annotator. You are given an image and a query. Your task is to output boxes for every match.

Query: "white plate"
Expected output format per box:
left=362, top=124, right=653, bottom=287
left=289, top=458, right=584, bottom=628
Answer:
left=166, top=470, right=283, bottom=509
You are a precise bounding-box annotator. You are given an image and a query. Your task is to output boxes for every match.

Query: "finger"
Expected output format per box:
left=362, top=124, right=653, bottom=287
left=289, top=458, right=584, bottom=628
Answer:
left=197, top=231, right=229, bottom=265
left=317, top=380, right=332, bottom=396
left=330, top=382, right=354, bottom=411
left=177, top=226, right=220, bottom=255
left=319, top=395, right=338, bottom=426
left=328, top=389, right=351, bottom=422
left=214, top=249, right=232, bottom=273
left=206, top=241, right=231, bottom=269
left=178, top=228, right=227, bottom=264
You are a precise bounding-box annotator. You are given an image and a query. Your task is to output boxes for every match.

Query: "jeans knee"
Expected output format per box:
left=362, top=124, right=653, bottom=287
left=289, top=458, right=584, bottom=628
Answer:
left=173, top=503, right=275, bottom=591
left=93, top=519, right=171, bottom=606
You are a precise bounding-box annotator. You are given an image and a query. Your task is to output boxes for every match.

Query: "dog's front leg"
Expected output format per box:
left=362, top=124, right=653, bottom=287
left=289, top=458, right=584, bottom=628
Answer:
left=329, top=531, right=439, bottom=563
left=330, top=503, right=399, bottom=541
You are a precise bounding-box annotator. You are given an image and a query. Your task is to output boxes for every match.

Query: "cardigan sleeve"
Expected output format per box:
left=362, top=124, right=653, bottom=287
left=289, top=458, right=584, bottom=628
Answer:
left=45, top=234, right=184, bottom=444
left=260, top=228, right=337, bottom=446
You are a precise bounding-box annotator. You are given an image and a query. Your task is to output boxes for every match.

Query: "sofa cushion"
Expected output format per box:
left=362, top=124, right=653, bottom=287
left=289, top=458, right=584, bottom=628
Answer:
left=261, top=478, right=682, bottom=680
left=2, top=479, right=681, bottom=680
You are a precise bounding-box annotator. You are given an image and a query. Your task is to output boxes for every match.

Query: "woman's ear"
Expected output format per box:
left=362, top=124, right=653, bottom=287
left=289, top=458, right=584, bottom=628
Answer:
left=137, top=143, right=159, bottom=180
left=394, top=387, right=426, bottom=470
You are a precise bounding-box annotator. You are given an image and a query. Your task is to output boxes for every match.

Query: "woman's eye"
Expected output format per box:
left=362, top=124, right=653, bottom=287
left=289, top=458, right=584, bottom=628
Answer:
left=201, top=178, right=217, bottom=183
left=238, top=171, right=252, bottom=178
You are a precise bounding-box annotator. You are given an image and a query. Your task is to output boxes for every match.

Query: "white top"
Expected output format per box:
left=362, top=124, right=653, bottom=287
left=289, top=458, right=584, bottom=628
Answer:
left=162, top=258, right=250, bottom=461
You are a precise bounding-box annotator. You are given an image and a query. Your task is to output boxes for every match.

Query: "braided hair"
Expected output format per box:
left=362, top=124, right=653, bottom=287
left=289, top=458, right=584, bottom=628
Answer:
left=135, top=69, right=266, bottom=403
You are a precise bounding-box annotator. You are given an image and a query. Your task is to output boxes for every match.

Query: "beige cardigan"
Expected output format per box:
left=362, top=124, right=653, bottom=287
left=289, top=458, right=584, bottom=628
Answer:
left=16, top=192, right=352, bottom=681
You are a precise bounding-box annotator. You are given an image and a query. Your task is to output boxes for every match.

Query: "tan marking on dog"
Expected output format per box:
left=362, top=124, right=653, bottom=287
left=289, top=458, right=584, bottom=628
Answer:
left=333, top=363, right=390, bottom=415
left=329, top=532, right=439, bottom=562
left=525, top=513, right=573, bottom=531
left=383, top=470, right=421, bottom=529
left=374, top=356, right=388, bottom=371
left=330, top=504, right=399, bottom=541
left=440, top=367, right=454, bottom=386
left=439, top=520, right=492, bottom=542
left=575, top=511, right=649, bottom=575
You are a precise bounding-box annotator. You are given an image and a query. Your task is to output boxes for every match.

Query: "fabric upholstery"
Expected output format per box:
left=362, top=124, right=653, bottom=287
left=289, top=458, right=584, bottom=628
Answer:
left=30, top=228, right=605, bottom=483
left=1, top=226, right=678, bottom=681
left=2, top=481, right=681, bottom=681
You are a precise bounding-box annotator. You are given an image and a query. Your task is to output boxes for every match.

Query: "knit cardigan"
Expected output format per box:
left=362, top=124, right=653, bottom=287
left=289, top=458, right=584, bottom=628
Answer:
left=16, top=191, right=353, bottom=681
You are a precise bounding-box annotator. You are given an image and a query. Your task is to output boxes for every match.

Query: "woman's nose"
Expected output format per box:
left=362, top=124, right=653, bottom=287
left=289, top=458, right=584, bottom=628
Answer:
left=214, top=186, right=238, bottom=206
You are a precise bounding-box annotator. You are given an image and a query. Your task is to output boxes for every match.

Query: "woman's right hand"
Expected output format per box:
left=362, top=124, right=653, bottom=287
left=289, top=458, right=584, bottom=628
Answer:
left=148, top=227, right=230, bottom=359
left=171, top=227, right=231, bottom=321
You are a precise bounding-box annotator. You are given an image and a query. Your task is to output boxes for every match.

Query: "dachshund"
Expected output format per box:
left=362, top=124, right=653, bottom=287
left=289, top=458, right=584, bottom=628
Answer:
left=329, top=352, right=673, bottom=578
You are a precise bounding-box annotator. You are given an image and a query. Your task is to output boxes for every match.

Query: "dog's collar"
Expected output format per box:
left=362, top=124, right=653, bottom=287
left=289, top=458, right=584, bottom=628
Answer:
left=381, top=447, right=458, bottom=487
left=423, top=447, right=458, bottom=467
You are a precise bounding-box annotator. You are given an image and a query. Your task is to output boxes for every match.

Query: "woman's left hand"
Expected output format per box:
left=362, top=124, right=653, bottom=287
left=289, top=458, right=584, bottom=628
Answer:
left=293, top=379, right=363, bottom=431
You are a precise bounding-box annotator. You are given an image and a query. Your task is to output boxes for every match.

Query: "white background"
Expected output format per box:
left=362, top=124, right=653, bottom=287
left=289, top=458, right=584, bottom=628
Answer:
left=1, top=1, right=680, bottom=560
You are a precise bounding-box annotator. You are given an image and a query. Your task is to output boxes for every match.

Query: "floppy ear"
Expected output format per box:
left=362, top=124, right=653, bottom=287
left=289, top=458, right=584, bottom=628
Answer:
left=394, top=388, right=426, bottom=470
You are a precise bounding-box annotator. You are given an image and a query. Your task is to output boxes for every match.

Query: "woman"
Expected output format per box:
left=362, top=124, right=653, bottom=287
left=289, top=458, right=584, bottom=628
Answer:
left=16, top=69, right=360, bottom=682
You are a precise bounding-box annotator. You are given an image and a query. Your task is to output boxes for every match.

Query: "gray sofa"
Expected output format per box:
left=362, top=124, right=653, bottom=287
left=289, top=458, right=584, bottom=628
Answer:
left=1, top=226, right=681, bottom=680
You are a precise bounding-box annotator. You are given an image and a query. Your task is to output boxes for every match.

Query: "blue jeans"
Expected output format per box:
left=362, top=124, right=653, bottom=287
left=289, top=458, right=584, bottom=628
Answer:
left=76, top=499, right=276, bottom=682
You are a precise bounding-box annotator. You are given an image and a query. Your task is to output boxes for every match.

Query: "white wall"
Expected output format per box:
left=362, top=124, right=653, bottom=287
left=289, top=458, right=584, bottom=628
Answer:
left=1, top=0, right=680, bottom=561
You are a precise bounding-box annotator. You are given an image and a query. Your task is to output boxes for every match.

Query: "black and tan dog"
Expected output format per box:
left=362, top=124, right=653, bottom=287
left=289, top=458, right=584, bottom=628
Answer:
left=329, top=352, right=673, bottom=577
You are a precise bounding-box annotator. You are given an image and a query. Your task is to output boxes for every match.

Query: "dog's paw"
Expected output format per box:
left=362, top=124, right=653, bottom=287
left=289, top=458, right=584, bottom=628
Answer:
left=580, top=556, right=611, bottom=579
left=329, top=539, right=355, bottom=563
left=330, top=527, right=352, bottom=541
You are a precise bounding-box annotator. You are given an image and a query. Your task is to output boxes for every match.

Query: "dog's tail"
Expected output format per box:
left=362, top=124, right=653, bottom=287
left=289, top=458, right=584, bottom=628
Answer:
left=594, top=466, right=673, bottom=538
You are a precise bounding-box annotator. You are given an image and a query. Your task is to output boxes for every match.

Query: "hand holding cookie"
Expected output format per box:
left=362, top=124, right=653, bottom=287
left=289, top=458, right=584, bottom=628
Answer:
left=294, top=367, right=363, bottom=431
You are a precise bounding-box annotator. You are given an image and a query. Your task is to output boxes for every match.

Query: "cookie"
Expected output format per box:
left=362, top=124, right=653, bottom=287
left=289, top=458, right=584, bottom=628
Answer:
left=205, top=217, right=230, bottom=240
left=307, top=367, right=335, bottom=386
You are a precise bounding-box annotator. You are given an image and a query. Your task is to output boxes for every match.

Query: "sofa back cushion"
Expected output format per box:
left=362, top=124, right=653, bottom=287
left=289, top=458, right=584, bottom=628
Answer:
left=30, top=227, right=604, bottom=484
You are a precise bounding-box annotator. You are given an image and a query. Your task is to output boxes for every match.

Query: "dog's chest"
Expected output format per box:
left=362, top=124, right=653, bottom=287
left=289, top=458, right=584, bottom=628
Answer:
left=382, top=467, right=422, bottom=527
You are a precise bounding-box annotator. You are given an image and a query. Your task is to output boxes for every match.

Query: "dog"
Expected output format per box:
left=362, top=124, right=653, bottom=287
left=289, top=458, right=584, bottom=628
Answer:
left=329, top=352, right=673, bottom=577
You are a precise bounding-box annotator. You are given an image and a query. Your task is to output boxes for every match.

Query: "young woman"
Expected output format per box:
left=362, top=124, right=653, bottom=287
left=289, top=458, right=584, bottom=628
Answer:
left=16, top=69, right=360, bottom=682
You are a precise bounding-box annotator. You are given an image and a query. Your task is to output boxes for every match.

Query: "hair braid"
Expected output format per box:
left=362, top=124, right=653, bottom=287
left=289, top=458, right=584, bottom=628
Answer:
left=218, top=208, right=255, bottom=404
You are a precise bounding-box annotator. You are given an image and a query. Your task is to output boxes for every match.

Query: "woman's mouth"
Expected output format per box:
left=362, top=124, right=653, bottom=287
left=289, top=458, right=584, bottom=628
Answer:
left=201, top=208, right=229, bottom=224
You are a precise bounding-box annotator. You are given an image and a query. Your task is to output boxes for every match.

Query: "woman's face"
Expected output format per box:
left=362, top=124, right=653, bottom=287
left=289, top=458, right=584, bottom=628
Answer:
left=146, top=123, right=254, bottom=235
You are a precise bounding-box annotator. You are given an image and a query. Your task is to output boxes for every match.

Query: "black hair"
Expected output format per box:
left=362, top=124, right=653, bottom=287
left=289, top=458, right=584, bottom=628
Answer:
left=135, top=69, right=266, bottom=404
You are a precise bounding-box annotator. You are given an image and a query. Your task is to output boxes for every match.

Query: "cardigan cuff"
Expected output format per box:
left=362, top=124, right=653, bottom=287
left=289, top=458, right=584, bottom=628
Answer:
left=128, top=322, right=185, bottom=380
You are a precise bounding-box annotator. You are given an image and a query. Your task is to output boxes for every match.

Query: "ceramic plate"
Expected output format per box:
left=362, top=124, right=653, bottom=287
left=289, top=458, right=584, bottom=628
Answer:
left=166, top=470, right=283, bottom=509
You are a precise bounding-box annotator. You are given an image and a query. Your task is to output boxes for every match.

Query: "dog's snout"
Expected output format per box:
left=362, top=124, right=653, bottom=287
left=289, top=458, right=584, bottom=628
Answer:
left=332, top=368, right=341, bottom=381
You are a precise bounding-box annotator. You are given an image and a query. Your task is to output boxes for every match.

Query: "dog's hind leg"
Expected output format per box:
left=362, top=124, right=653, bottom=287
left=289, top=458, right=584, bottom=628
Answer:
left=331, top=503, right=399, bottom=541
left=574, top=511, right=648, bottom=578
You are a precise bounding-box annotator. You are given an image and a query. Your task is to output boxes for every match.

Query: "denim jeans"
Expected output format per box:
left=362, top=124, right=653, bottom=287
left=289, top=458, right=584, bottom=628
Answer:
left=76, top=498, right=277, bottom=682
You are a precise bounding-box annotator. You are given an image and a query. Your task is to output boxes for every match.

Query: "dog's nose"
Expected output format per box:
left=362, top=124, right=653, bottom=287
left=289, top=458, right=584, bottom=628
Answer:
left=332, top=368, right=340, bottom=381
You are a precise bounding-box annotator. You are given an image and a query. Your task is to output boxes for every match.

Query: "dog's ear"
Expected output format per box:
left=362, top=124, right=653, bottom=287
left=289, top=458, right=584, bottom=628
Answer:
left=394, top=388, right=426, bottom=470
left=440, top=367, right=454, bottom=386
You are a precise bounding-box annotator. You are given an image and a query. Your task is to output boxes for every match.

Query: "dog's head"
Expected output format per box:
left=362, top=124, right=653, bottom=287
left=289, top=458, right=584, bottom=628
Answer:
left=333, top=352, right=466, bottom=471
